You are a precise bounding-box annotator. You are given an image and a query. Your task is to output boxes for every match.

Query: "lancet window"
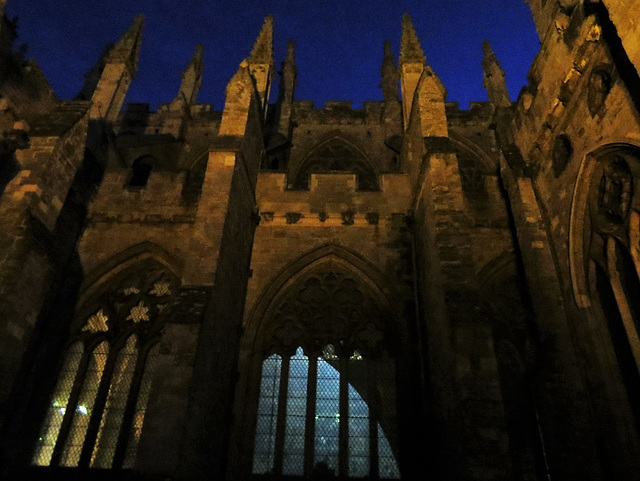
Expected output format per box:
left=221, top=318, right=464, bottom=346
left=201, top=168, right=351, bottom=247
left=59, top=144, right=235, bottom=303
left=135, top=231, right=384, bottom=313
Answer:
left=251, top=271, right=400, bottom=478
left=32, top=264, right=176, bottom=469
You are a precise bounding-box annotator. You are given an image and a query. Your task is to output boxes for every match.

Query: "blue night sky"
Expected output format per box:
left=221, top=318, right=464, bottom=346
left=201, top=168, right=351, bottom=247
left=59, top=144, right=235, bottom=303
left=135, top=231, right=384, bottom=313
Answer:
left=5, top=1, right=540, bottom=111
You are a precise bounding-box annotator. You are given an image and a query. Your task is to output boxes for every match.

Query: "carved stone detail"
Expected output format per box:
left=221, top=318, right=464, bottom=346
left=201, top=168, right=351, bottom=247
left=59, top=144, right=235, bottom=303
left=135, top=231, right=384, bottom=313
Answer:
left=593, top=156, right=634, bottom=231
left=587, top=65, right=614, bottom=117
left=266, top=271, right=388, bottom=356
left=260, top=211, right=275, bottom=223
left=341, top=211, right=354, bottom=225
left=79, top=264, right=178, bottom=335
left=285, top=212, right=303, bottom=224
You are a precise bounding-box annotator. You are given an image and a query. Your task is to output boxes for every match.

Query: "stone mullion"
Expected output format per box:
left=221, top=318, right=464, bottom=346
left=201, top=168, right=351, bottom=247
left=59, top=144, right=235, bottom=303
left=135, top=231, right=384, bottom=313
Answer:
left=606, top=237, right=640, bottom=373
left=273, top=355, right=290, bottom=475
left=78, top=344, right=119, bottom=468
left=111, top=341, right=146, bottom=469
left=338, top=356, right=349, bottom=477
left=50, top=348, right=92, bottom=467
left=368, top=358, right=379, bottom=478
left=303, top=355, right=317, bottom=477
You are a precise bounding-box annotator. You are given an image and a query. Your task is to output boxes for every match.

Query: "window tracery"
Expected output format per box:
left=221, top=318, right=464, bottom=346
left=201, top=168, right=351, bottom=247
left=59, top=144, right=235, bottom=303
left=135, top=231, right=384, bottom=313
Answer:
left=292, top=141, right=379, bottom=191
left=252, top=270, right=400, bottom=479
left=586, top=150, right=640, bottom=423
left=32, top=264, right=177, bottom=469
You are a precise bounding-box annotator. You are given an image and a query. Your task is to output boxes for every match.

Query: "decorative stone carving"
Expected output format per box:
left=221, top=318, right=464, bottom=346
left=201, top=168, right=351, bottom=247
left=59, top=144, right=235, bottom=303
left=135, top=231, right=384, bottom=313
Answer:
left=596, top=156, right=633, bottom=227
left=341, top=211, right=354, bottom=225
left=587, top=65, right=614, bottom=117
left=260, top=211, right=275, bottom=223
left=285, top=212, right=303, bottom=224
left=79, top=264, right=179, bottom=334
left=266, top=271, right=388, bottom=356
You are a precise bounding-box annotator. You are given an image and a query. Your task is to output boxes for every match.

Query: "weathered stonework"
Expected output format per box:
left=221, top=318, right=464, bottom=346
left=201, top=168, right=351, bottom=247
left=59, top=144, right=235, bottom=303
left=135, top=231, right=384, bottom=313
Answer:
left=1, top=3, right=640, bottom=481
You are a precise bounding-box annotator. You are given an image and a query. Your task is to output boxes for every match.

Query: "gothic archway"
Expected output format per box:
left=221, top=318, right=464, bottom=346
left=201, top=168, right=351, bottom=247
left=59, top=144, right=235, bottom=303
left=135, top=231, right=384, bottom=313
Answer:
left=232, top=248, right=409, bottom=480
left=569, top=142, right=640, bottom=431
left=291, top=135, right=379, bottom=191
left=31, top=257, right=180, bottom=470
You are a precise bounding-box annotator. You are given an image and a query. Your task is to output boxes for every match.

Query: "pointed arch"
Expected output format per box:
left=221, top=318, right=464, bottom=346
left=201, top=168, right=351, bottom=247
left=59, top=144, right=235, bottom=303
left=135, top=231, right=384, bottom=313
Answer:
left=290, top=132, right=379, bottom=191
left=33, top=243, right=179, bottom=469
left=568, top=140, right=640, bottom=444
left=448, top=131, right=497, bottom=173
left=78, top=241, right=184, bottom=313
left=569, top=140, right=640, bottom=307
left=235, top=244, right=407, bottom=479
left=243, top=244, right=407, bottom=354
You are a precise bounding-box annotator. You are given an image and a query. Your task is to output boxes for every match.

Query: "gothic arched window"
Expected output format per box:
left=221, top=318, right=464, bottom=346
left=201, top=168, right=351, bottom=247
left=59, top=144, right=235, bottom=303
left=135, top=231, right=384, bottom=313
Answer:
left=32, top=264, right=175, bottom=469
left=250, top=271, right=401, bottom=479
left=292, top=139, right=379, bottom=191
left=586, top=152, right=640, bottom=426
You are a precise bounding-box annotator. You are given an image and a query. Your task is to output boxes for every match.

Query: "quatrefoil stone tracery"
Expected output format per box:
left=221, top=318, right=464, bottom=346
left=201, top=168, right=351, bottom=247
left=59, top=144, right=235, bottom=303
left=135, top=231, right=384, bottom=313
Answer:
left=267, top=271, right=387, bottom=354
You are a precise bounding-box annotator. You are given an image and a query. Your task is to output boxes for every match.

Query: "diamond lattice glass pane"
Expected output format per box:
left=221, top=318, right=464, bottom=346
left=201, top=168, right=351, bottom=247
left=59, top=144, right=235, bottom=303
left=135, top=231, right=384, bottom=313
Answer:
left=252, top=354, right=282, bottom=474
left=148, top=281, right=171, bottom=296
left=126, top=301, right=150, bottom=323
left=314, top=355, right=339, bottom=475
left=91, top=335, right=138, bottom=468
left=60, top=341, right=109, bottom=467
left=283, top=347, right=308, bottom=476
left=377, top=357, right=399, bottom=479
left=348, top=364, right=369, bottom=478
left=378, top=425, right=400, bottom=479
left=32, top=342, right=84, bottom=466
left=123, top=343, right=160, bottom=468
left=82, top=310, right=109, bottom=333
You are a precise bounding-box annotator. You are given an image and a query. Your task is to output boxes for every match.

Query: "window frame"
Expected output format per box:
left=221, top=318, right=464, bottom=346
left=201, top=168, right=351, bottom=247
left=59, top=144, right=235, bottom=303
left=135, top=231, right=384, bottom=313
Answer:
left=32, top=265, right=176, bottom=470
left=251, top=344, right=400, bottom=479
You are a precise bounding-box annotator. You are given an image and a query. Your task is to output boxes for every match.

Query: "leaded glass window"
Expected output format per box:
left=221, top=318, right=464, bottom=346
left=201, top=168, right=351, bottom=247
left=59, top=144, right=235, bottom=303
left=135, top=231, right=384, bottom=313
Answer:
left=32, top=265, right=176, bottom=469
left=252, top=346, right=399, bottom=478
left=31, top=342, right=84, bottom=466
left=250, top=270, right=401, bottom=479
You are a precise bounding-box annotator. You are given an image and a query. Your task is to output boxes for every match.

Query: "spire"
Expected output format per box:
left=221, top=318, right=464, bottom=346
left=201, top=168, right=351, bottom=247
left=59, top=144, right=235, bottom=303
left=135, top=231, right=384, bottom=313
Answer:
left=106, top=14, right=144, bottom=76
left=280, top=41, right=296, bottom=104
left=481, top=41, right=511, bottom=108
left=170, top=44, right=205, bottom=111
left=381, top=41, right=399, bottom=102
left=249, top=15, right=274, bottom=64
left=219, top=59, right=255, bottom=136
left=247, top=15, right=275, bottom=116
left=398, top=14, right=426, bottom=130
left=87, top=14, right=143, bottom=121
left=274, top=40, right=297, bottom=140
left=399, top=14, right=425, bottom=65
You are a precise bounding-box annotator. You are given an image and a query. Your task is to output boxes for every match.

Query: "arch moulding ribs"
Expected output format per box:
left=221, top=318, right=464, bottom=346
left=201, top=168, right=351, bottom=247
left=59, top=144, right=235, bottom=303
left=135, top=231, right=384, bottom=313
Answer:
left=243, top=244, right=406, bottom=352
left=569, top=140, right=640, bottom=308
left=76, top=241, right=185, bottom=312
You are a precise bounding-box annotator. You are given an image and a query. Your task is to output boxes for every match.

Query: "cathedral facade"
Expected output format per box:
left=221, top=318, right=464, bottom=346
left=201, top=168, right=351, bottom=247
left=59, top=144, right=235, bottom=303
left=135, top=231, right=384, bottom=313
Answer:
left=1, top=1, right=640, bottom=480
